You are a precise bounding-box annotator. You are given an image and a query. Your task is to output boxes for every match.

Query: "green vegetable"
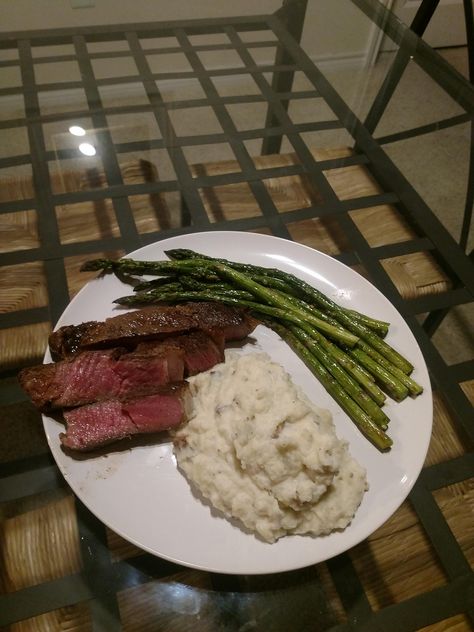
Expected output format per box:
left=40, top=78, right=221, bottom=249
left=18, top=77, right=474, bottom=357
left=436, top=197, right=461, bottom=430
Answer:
left=166, top=248, right=390, bottom=337
left=264, top=320, right=393, bottom=451
left=348, top=347, right=409, bottom=402
left=287, top=324, right=389, bottom=429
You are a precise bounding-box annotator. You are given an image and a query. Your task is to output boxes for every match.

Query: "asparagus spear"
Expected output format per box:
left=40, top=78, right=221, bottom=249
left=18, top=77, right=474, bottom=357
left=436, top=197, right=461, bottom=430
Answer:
left=252, top=273, right=389, bottom=337
left=209, top=263, right=416, bottom=386
left=356, top=340, right=423, bottom=397
left=224, top=282, right=390, bottom=404
left=165, top=248, right=390, bottom=337
left=348, top=348, right=409, bottom=402
left=294, top=321, right=387, bottom=407
left=211, top=262, right=359, bottom=347
left=287, top=324, right=389, bottom=429
left=178, top=277, right=233, bottom=293
left=255, top=283, right=409, bottom=398
left=134, top=279, right=183, bottom=293
left=81, top=257, right=215, bottom=277
left=165, top=249, right=408, bottom=370
left=269, top=288, right=416, bottom=400
left=253, top=282, right=383, bottom=396
left=264, top=320, right=393, bottom=451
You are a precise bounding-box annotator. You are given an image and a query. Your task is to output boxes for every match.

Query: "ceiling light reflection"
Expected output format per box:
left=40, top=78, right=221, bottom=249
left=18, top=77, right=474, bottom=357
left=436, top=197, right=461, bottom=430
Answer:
left=78, top=142, right=96, bottom=156
left=69, top=125, right=86, bottom=136
left=265, top=254, right=337, bottom=289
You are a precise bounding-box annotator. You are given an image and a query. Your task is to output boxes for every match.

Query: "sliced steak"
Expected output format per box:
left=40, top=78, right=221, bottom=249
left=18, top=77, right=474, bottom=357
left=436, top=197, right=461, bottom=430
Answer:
left=49, top=302, right=258, bottom=360
left=177, top=330, right=224, bottom=375
left=20, top=331, right=223, bottom=411
left=61, top=382, right=190, bottom=451
left=19, top=343, right=185, bottom=411
left=137, top=330, right=225, bottom=376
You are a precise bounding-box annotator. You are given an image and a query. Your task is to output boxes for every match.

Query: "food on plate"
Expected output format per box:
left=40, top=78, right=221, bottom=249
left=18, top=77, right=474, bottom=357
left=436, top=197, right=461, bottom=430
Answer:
left=19, top=345, right=183, bottom=412
left=173, top=352, right=368, bottom=543
left=19, top=303, right=257, bottom=452
left=18, top=331, right=223, bottom=411
left=49, top=301, right=258, bottom=360
left=82, top=250, right=424, bottom=451
left=61, top=382, right=191, bottom=451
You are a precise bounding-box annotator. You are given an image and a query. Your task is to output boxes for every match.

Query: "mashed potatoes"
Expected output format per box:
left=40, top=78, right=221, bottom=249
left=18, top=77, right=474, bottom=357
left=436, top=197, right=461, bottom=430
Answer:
left=173, top=352, right=367, bottom=543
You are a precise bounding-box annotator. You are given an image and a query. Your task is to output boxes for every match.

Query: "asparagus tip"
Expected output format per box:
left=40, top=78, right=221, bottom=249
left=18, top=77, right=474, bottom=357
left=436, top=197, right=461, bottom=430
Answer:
left=80, top=258, right=114, bottom=272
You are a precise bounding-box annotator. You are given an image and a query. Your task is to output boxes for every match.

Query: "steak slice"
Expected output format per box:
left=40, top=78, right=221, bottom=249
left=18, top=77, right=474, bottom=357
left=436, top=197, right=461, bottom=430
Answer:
left=137, top=330, right=225, bottom=376
left=49, top=302, right=258, bottom=360
left=176, top=330, right=224, bottom=375
left=20, top=331, right=224, bottom=412
left=61, top=382, right=190, bottom=451
left=19, top=343, right=185, bottom=411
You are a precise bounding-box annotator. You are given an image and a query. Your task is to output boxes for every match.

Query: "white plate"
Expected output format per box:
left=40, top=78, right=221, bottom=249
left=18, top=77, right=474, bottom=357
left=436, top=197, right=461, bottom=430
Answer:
left=43, top=231, right=432, bottom=575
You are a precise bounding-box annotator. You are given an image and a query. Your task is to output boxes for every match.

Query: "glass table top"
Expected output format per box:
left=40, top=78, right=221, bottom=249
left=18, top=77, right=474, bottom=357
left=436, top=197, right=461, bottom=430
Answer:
left=0, top=1, right=473, bottom=630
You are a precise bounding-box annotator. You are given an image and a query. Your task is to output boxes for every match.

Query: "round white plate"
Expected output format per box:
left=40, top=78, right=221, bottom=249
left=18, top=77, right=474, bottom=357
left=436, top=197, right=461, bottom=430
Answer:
left=43, top=231, right=432, bottom=575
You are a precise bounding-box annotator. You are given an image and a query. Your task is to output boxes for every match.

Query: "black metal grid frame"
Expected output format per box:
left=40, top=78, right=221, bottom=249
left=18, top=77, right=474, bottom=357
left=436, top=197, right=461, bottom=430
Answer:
left=0, top=0, right=473, bottom=629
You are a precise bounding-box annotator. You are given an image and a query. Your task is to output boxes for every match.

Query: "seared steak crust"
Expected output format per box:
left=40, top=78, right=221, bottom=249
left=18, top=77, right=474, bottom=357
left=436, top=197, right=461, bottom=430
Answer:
left=49, top=302, right=258, bottom=360
left=49, top=321, right=96, bottom=360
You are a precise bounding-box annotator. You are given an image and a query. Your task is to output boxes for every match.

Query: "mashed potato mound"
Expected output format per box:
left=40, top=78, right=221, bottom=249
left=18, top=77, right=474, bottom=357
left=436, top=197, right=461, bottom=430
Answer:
left=173, top=352, right=368, bottom=543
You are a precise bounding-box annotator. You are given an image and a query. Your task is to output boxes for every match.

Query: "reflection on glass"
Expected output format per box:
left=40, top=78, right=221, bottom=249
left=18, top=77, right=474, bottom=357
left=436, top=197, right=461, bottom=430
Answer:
left=69, top=125, right=86, bottom=136
left=78, top=142, right=96, bottom=156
